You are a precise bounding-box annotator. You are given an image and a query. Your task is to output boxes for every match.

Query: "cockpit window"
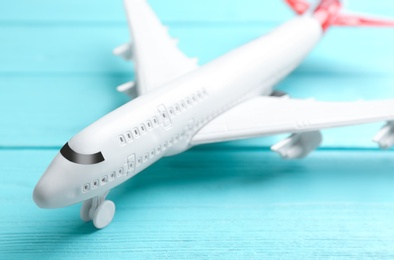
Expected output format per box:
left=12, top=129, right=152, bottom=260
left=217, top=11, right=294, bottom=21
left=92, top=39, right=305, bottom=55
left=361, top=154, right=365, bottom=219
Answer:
left=60, top=142, right=105, bottom=165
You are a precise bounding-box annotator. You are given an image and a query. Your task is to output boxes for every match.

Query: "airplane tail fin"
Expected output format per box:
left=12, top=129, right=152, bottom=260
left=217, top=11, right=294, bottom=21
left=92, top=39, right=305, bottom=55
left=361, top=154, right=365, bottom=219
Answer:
left=284, top=0, right=310, bottom=15
left=285, top=0, right=394, bottom=30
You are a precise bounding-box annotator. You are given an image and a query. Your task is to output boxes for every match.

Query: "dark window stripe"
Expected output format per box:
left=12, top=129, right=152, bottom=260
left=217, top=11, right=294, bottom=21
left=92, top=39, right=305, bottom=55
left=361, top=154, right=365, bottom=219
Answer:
left=60, top=142, right=105, bottom=165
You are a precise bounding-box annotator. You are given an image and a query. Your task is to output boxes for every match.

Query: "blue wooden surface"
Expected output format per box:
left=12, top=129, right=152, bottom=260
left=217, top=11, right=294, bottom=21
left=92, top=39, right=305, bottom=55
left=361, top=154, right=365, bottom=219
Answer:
left=1, top=0, right=394, bottom=259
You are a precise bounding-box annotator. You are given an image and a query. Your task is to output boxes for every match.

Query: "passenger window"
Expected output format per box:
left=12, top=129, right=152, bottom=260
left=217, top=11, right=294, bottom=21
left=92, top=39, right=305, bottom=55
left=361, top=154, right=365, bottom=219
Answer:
left=144, top=153, right=149, bottom=162
left=101, top=175, right=108, bottom=184
left=157, top=145, right=162, bottom=153
left=118, top=135, right=126, bottom=145
left=117, top=167, right=124, bottom=177
left=197, top=91, right=203, bottom=99
left=127, top=154, right=135, bottom=171
left=133, top=127, right=140, bottom=138
left=126, top=132, right=133, bottom=142
left=92, top=180, right=99, bottom=189
left=192, top=94, right=197, bottom=102
left=168, top=107, right=175, bottom=117
left=129, top=161, right=134, bottom=170
left=109, top=171, right=116, bottom=180
left=174, top=104, right=181, bottom=113
left=83, top=183, right=90, bottom=192
left=186, top=97, right=192, bottom=106
left=146, top=120, right=152, bottom=130
left=140, top=124, right=146, bottom=133
left=152, top=116, right=159, bottom=126
left=137, top=157, right=142, bottom=166
left=150, top=149, right=155, bottom=157
left=180, top=100, right=186, bottom=110
left=158, top=105, right=172, bottom=128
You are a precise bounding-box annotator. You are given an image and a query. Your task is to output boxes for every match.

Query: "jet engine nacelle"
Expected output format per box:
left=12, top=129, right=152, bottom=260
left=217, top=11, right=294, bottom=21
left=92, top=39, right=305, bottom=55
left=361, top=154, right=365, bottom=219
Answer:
left=373, top=121, right=394, bottom=149
left=271, top=131, right=322, bottom=159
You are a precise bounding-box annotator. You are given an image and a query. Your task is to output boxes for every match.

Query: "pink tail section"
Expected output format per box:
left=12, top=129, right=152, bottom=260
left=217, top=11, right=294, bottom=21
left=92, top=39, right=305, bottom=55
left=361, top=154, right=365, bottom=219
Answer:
left=333, top=14, right=394, bottom=27
left=285, top=0, right=310, bottom=15
left=313, top=0, right=342, bottom=30
left=284, top=0, right=394, bottom=30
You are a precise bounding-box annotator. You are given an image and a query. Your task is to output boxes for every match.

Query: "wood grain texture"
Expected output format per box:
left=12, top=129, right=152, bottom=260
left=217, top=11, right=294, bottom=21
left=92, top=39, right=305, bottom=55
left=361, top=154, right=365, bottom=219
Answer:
left=1, top=149, right=394, bottom=259
left=1, top=0, right=394, bottom=259
left=1, top=0, right=393, bottom=23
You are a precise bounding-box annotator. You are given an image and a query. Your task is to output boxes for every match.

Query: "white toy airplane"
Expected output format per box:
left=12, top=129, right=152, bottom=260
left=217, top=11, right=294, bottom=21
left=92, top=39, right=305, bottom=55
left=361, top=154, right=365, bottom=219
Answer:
left=33, top=0, right=394, bottom=229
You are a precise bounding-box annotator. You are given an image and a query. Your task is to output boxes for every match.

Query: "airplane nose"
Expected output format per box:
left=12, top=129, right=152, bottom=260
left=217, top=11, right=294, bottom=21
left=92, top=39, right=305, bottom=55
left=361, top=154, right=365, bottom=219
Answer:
left=33, top=184, right=47, bottom=208
left=33, top=175, right=57, bottom=208
left=33, top=154, right=81, bottom=208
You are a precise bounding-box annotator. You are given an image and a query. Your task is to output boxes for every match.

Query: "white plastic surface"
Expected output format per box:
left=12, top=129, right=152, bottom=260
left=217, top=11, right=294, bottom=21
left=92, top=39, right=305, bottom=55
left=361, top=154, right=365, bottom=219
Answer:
left=271, top=131, right=322, bottom=159
left=373, top=121, right=394, bottom=149
left=80, top=198, right=93, bottom=221
left=32, top=10, right=324, bottom=226
left=113, top=43, right=133, bottom=61
left=124, top=0, right=198, bottom=94
left=116, top=81, right=137, bottom=98
left=93, top=200, right=115, bottom=229
left=191, top=97, right=394, bottom=145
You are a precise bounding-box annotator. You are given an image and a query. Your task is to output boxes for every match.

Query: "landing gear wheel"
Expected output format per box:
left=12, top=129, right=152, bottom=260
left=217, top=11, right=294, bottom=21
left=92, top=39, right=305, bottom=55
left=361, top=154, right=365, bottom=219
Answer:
left=93, top=200, right=115, bottom=229
left=80, top=198, right=93, bottom=221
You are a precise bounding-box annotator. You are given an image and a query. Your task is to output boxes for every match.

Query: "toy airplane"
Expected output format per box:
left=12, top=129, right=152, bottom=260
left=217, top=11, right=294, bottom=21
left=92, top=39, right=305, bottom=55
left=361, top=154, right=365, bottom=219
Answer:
left=33, top=0, right=394, bottom=229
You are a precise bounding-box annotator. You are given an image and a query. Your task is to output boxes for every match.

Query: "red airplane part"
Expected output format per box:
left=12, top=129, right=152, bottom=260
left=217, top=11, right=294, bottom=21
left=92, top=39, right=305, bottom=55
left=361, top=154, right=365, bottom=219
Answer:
left=286, top=0, right=394, bottom=30
left=285, top=0, right=310, bottom=15
left=333, top=13, right=394, bottom=27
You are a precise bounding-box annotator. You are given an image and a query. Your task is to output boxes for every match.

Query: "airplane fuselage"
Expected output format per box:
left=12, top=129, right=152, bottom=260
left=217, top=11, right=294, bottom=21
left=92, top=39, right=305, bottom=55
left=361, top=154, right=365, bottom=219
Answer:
left=34, top=16, right=322, bottom=209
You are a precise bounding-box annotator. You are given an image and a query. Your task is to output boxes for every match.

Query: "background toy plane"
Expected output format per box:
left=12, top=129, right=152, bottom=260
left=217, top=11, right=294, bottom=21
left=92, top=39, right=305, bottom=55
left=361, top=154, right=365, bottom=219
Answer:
left=33, top=0, right=394, bottom=229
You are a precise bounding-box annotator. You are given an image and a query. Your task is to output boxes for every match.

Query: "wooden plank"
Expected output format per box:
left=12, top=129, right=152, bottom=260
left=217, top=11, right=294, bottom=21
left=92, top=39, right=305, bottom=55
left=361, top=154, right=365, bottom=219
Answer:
left=1, top=24, right=394, bottom=73
left=0, top=75, right=130, bottom=147
left=1, top=149, right=394, bottom=259
left=0, top=0, right=291, bottom=24
left=2, top=1, right=394, bottom=259
left=1, top=25, right=275, bottom=73
left=0, top=0, right=393, bottom=23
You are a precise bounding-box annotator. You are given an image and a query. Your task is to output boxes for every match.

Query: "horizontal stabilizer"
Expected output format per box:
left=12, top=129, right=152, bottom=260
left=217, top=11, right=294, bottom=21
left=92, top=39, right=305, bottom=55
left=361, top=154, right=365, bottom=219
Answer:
left=312, top=0, right=394, bottom=30
left=285, top=0, right=310, bottom=15
left=334, top=13, right=394, bottom=27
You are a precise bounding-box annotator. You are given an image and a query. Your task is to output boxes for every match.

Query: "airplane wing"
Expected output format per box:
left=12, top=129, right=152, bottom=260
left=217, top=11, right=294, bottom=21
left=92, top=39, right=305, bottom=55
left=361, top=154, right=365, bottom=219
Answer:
left=116, top=0, right=198, bottom=96
left=191, top=96, right=394, bottom=157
